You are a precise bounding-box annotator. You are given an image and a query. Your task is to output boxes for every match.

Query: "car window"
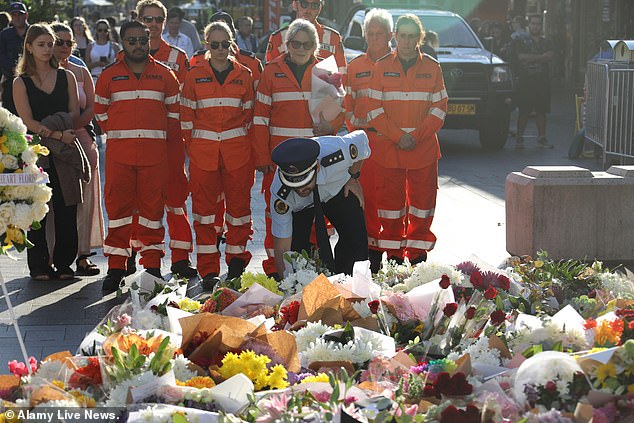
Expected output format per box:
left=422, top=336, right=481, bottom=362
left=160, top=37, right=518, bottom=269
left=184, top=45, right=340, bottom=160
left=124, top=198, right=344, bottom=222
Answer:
left=350, top=20, right=363, bottom=37
left=393, top=15, right=481, bottom=48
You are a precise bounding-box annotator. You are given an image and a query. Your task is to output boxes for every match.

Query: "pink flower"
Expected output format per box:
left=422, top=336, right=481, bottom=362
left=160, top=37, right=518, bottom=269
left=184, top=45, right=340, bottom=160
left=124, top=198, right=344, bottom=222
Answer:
left=115, top=313, right=131, bottom=330
left=396, top=404, right=419, bottom=417
left=257, top=393, right=289, bottom=423
left=313, top=391, right=331, bottom=402
left=343, top=395, right=358, bottom=405
left=8, top=356, right=37, bottom=377
left=382, top=292, right=416, bottom=321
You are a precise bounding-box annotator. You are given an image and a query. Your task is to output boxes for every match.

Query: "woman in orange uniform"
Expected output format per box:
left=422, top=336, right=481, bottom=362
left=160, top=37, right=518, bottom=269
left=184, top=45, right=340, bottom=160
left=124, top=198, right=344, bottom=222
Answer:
left=180, top=21, right=255, bottom=288
left=252, top=18, right=344, bottom=279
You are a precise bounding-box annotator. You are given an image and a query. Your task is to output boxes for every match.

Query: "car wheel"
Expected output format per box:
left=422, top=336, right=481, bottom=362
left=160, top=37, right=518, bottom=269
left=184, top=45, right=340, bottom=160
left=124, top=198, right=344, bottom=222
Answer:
left=479, top=113, right=510, bottom=150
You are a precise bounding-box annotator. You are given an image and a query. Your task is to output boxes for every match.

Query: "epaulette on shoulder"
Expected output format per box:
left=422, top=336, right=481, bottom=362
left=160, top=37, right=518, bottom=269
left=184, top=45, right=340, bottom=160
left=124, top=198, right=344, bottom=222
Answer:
left=271, top=26, right=288, bottom=36
left=239, top=48, right=256, bottom=58
left=323, top=25, right=341, bottom=36
left=102, top=60, right=119, bottom=71
left=377, top=52, right=392, bottom=62
left=153, top=59, right=172, bottom=72
left=193, top=49, right=205, bottom=57
left=347, top=54, right=364, bottom=64
left=170, top=44, right=187, bottom=56
left=423, top=53, right=439, bottom=64
left=276, top=184, right=291, bottom=200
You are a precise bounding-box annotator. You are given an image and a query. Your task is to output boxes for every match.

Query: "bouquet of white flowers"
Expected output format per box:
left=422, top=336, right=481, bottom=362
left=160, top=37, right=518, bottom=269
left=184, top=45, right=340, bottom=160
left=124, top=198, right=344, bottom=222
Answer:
left=309, top=56, right=345, bottom=124
left=0, top=107, right=51, bottom=253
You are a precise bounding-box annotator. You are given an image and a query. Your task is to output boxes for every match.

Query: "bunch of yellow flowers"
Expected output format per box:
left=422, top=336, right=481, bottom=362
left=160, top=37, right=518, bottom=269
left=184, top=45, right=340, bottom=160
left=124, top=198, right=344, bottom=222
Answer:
left=218, top=350, right=288, bottom=390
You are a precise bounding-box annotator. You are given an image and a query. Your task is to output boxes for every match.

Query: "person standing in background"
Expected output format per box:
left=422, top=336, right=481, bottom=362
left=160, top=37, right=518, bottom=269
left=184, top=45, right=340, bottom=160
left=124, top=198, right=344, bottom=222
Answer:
left=0, top=2, right=29, bottom=114
left=163, top=7, right=194, bottom=58
left=0, top=12, right=11, bottom=31
left=236, top=16, right=257, bottom=52
left=52, top=23, right=104, bottom=276
left=85, top=19, right=120, bottom=81
left=70, top=17, right=93, bottom=62
left=162, top=6, right=202, bottom=52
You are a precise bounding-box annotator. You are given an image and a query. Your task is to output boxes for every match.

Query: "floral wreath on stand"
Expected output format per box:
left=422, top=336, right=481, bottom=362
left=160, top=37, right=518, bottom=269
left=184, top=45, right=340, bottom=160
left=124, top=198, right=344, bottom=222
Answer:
left=0, top=107, right=52, bottom=254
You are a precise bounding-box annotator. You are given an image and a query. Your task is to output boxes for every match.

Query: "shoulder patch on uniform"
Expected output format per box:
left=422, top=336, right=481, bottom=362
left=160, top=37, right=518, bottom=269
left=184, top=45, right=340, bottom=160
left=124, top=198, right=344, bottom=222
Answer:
left=239, top=48, right=256, bottom=58
left=321, top=149, right=345, bottom=167
left=350, top=144, right=358, bottom=159
left=384, top=71, right=400, bottom=77
left=274, top=199, right=289, bottom=215
left=422, top=53, right=439, bottom=64
left=276, top=185, right=291, bottom=200
left=195, top=77, right=213, bottom=83
left=112, top=75, right=129, bottom=81
left=193, top=49, right=206, bottom=57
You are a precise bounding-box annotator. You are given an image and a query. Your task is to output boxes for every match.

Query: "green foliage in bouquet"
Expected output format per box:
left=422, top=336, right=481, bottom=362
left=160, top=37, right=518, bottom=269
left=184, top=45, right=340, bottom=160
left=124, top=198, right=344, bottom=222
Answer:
left=238, top=272, right=282, bottom=295
left=106, top=337, right=173, bottom=383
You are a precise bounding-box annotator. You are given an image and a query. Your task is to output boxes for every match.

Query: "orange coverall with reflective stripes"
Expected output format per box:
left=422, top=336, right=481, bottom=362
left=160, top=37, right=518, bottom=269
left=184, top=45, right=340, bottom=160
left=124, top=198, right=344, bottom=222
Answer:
left=366, top=51, right=448, bottom=261
left=95, top=56, right=181, bottom=270
left=180, top=57, right=255, bottom=277
left=253, top=53, right=344, bottom=275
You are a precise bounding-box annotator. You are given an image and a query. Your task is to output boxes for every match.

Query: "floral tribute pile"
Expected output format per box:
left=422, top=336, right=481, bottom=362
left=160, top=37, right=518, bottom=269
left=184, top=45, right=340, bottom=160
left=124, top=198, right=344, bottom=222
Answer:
left=3, top=251, right=634, bottom=422
left=0, top=108, right=51, bottom=254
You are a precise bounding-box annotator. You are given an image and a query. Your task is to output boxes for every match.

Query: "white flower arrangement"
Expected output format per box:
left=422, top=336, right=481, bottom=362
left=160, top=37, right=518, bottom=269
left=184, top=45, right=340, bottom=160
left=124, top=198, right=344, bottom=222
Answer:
left=402, top=261, right=464, bottom=292
left=172, top=354, right=197, bottom=382
left=293, top=321, right=331, bottom=351
left=447, top=337, right=502, bottom=368
left=279, top=251, right=330, bottom=296
left=507, top=318, right=589, bottom=354
left=0, top=108, right=52, bottom=253
left=104, top=371, right=159, bottom=407
left=597, top=271, right=634, bottom=299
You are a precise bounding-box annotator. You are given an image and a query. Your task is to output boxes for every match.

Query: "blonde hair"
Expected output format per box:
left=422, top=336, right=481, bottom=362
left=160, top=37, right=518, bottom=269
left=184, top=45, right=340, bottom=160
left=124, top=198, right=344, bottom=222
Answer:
left=203, top=21, right=236, bottom=58
left=364, top=8, right=393, bottom=36
left=395, top=14, right=425, bottom=45
left=136, top=0, right=167, bottom=19
left=285, top=19, right=319, bottom=58
left=16, top=23, right=59, bottom=77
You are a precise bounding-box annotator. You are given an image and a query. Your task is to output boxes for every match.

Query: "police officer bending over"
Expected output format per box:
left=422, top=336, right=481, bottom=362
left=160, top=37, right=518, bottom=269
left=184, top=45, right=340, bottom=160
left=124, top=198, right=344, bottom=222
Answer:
left=270, top=130, right=370, bottom=275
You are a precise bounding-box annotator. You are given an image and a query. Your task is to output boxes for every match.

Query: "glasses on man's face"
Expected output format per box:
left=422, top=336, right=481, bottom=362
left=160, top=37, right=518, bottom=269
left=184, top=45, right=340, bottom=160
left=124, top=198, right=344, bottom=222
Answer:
left=125, top=36, right=149, bottom=46
left=209, top=40, right=231, bottom=50
left=298, top=0, right=321, bottom=10
left=141, top=15, right=165, bottom=24
left=96, top=28, right=109, bottom=33
left=288, top=40, right=314, bottom=50
left=55, top=39, right=75, bottom=47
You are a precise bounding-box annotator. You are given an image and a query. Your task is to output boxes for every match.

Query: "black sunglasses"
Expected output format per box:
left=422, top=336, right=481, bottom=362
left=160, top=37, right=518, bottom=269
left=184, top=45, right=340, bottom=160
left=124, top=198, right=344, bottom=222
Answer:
left=55, top=39, right=74, bottom=47
left=141, top=15, right=165, bottom=24
left=298, top=0, right=322, bottom=10
left=288, top=40, right=314, bottom=50
left=209, top=40, right=231, bottom=50
left=125, top=36, right=149, bottom=46
left=96, top=28, right=109, bottom=33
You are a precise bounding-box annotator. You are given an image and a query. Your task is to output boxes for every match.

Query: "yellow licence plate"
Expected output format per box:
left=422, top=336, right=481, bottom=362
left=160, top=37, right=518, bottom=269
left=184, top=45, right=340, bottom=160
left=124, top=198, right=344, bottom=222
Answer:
left=448, top=103, right=476, bottom=115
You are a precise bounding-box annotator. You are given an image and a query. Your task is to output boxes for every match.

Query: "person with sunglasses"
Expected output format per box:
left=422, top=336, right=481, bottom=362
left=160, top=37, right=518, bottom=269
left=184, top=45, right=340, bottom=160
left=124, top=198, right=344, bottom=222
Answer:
left=52, top=23, right=104, bottom=277
left=253, top=19, right=345, bottom=280
left=365, top=14, right=448, bottom=266
left=180, top=21, right=255, bottom=288
left=265, top=0, right=346, bottom=76
left=94, top=20, right=181, bottom=291
left=131, top=0, right=196, bottom=279
left=85, top=19, right=120, bottom=81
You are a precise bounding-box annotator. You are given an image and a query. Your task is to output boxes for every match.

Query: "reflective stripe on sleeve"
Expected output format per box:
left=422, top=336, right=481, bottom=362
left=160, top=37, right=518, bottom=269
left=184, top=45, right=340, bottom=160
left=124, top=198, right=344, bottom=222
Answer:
left=429, top=107, right=447, bottom=120
left=166, top=206, right=186, bottom=215
left=170, top=240, right=192, bottom=250
left=253, top=116, right=270, bottom=126
left=165, top=94, right=179, bottom=104
left=181, top=121, right=193, bottom=130
left=181, top=97, right=197, bottom=109
left=225, top=244, right=247, bottom=254
left=367, top=107, right=385, bottom=121
left=405, top=239, right=435, bottom=250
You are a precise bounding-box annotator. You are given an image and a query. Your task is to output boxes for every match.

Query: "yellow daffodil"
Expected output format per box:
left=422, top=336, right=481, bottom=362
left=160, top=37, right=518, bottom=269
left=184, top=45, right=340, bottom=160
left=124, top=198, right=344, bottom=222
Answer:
left=596, top=362, right=617, bottom=382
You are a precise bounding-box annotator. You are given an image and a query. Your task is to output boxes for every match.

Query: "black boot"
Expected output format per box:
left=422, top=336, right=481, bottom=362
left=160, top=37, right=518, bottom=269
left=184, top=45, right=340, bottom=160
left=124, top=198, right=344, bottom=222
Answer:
left=368, top=250, right=383, bottom=274
left=145, top=267, right=164, bottom=280
left=226, top=258, right=246, bottom=280
left=410, top=252, right=428, bottom=265
left=102, top=269, right=125, bottom=292
left=126, top=251, right=137, bottom=276
left=201, top=273, right=220, bottom=291
left=266, top=272, right=282, bottom=282
left=171, top=260, right=197, bottom=278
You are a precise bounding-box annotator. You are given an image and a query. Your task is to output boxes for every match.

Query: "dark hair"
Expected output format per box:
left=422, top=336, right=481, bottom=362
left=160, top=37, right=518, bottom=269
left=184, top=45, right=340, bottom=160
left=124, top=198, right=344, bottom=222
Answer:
left=51, top=22, right=72, bottom=35
left=528, top=14, right=542, bottom=23
left=167, top=7, right=184, bottom=20
left=17, top=23, right=59, bottom=76
left=95, top=18, right=109, bottom=30
left=119, top=20, right=149, bottom=40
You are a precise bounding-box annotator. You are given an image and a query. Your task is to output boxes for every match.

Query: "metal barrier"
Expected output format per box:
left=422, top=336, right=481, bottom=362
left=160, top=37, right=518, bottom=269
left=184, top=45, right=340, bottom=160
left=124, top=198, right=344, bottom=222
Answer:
left=585, top=60, right=634, bottom=168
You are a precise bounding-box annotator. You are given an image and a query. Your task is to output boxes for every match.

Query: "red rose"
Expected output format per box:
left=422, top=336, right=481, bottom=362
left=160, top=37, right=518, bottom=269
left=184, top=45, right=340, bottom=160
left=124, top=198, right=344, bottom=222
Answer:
left=490, top=310, right=506, bottom=326
left=439, top=274, right=451, bottom=289
left=465, top=306, right=476, bottom=319
left=368, top=300, right=380, bottom=314
left=497, top=275, right=511, bottom=290
left=484, top=286, right=498, bottom=300
left=545, top=381, right=557, bottom=392
left=470, top=271, right=484, bottom=289
left=280, top=300, right=301, bottom=325
left=583, top=318, right=597, bottom=330
left=443, top=302, right=458, bottom=317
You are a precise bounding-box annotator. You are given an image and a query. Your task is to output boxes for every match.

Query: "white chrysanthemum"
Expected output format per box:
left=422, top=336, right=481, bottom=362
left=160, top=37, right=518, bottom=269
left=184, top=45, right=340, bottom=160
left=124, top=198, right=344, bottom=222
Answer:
left=448, top=337, right=501, bottom=367
left=300, top=328, right=390, bottom=366
left=31, top=201, right=49, bottom=223
left=23, top=163, right=40, bottom=174
left=403, top=261, right=464, bottom=292
left=513, top=351, right=581, bottom=405
left=21, top=147, right=38, bottom=165
left=34, top=359, right=68, bottom=382
left=32, top=184, right=52, bottom=204
left=172, top=354, right=197, bottom=382
left=13, top=203, right=33, bottom=230
left=294, top=321, right=331, bottom=351
left=351, top=298, right=373, bottom=318
left=598, top=272, right=634, bottom=299
left=280, top=269, right=319, bottom=296
left=0, top=153, right=18, bottom=169
left=0, top=201, right=16, bottom=226
left=4, top=184, right=34, bottom=201
left=4, top=110, right=27, bottom=133
left=105, top=371, right=158, bottom=407
left=132, top=309, right=164, bottom=330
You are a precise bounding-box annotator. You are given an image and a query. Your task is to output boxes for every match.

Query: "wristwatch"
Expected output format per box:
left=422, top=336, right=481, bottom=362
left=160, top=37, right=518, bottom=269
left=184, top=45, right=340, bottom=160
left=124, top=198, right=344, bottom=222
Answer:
left=349, top=170, right=361, bottom=180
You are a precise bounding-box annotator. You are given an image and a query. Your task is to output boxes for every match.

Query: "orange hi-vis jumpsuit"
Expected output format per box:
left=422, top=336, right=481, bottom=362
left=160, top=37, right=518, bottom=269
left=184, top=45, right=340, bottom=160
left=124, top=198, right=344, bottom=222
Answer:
left=180, top=56, right=255, bottom=278
left=366, top=51, right=448, bottom=261
left=345, top=53, right=382, bottom=251
left=253, top=53, right=344, bottom=275
left=190, top=48, right=263, bottom=238
left=150, top=40, right=192, bottom=264
left=95, top=56, right=181, bottom=270
left=265, top=22, right=347, bottom=74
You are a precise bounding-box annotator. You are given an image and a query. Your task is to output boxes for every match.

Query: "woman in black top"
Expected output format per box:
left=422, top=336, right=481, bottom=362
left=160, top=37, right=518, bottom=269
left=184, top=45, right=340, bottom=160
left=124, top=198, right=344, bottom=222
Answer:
left=13, top=23, right=80, bottom=281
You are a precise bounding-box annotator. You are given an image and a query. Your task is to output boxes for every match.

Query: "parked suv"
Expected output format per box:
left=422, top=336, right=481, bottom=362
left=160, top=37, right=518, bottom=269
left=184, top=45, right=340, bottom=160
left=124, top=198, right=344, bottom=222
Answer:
left=341, top=7, right=514, bottom=149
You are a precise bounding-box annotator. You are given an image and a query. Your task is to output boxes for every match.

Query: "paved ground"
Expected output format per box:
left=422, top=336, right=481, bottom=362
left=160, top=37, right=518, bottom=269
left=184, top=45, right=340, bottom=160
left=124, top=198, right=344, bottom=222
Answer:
left=0, top=86, right=605, bottom=371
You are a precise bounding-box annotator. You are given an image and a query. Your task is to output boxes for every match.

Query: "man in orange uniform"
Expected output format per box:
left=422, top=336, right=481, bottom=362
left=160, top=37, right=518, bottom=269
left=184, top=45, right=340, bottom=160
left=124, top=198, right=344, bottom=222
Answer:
left=254, top=19, right=344, bottom=279
left=180, top=21, right=255, bottom=287
left=96, top=20, right=181, bottom=291
left=265, top=0, right=346, bottom=74
left=345, top=8, right=393, bottom=273
left=366, top=14, right=448, bottom=265
left=131, top=0, right=196, bottom=278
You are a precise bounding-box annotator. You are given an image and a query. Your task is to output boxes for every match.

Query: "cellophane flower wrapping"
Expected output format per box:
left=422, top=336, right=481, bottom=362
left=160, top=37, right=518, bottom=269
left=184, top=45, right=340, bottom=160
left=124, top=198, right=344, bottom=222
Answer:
left=309, top=56, right=345, bottom=124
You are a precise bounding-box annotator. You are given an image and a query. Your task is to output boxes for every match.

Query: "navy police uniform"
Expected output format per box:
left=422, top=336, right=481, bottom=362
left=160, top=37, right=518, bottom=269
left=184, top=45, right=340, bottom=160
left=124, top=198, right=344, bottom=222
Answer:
left=270, top=130, right=371, bottom=275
